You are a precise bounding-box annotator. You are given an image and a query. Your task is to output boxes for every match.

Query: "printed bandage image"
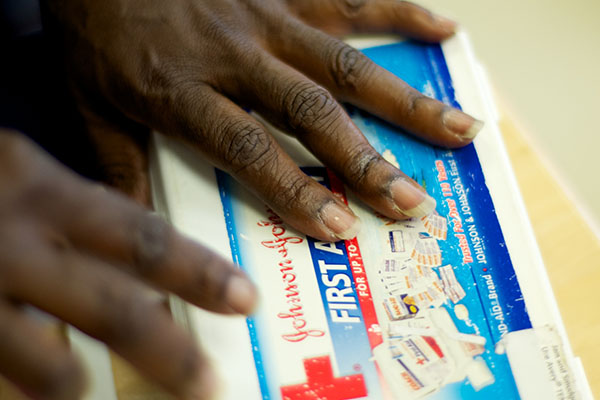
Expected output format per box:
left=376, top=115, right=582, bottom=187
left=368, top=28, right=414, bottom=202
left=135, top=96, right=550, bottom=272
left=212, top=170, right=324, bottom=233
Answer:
left=439, top=265, right=467, bottom=304
left=422, top=214, right=449, bottom=240
left=411, top=237, right=442, bottom=266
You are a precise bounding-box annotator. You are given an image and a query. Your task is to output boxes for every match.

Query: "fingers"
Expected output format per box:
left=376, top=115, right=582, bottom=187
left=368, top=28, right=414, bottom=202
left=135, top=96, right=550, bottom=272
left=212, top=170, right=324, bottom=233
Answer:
left=236, top=54, right=435, bottom=220
left=270, top=21, right=483, bottom=147
left=0, top=301, right=85, bottom=400
left=51, top=181, right=257, bottom=315
left=4, top=246, right=216, bottom=399
left=144, top=83, right=364, bottom=241
left=288, top=0, right=456, bottom=41
left=0, top=134, right=256, bottom=315
left=79, top=100, right=153, bottom=207
left=0, top=133, right=234, bottom=398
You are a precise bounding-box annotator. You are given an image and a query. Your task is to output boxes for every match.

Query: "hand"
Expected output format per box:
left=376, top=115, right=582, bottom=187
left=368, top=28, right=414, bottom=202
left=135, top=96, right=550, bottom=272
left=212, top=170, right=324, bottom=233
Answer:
left=0, top=130, right=257, bottom=399
left=44, top=0, right=482, bottom=241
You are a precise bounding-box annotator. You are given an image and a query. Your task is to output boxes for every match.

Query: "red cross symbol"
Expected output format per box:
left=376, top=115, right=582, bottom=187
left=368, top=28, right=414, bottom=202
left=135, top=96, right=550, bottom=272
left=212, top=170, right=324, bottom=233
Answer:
left=280, top=355, right=367, bottom=400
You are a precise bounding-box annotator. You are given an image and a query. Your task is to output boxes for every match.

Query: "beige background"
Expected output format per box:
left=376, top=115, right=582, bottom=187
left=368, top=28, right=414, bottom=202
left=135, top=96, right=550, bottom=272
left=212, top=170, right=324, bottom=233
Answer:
left=416, top=0, right=600, bottom=237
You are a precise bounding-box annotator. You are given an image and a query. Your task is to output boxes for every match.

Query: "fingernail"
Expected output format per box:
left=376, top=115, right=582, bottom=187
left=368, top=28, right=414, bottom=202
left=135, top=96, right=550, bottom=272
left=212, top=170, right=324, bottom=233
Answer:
left=442, top=108, right=484, bottom=140
left=390, top=178, right=436, bottom=218
left=434, top=14, right=457, bottom=33
left=321, top=202, right=361, bottom=241
left=225, top=274, right=258, bottom=315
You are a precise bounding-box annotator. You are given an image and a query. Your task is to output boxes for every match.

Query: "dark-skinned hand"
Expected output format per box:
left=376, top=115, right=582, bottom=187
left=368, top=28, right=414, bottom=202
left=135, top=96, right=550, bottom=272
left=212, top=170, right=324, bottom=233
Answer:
left=0, top=129, right=257, bottom=399
left=44, top=0, right=482, bottom=242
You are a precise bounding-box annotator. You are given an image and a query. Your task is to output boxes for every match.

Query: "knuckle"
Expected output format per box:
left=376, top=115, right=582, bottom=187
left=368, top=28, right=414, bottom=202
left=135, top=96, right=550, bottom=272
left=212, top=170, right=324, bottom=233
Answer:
left=283, top=82, right=340, bottom=132
left=403, top=88, right=429, bottom=117
left=276, top=172, right=315, bottom=211
left=138, top=58, right=206, bottom=124
left=335, top=0, right=369, bottom=17
left=132, top=214, right=172, bottom=277
left=218, top=120, right=276, bottom=174
left=344, top=145, right=384, bottom=187
left=191, top=250, right=230, bottom=303
left=328, top=42, right=374, bottom=90
left=139, top=53, right=185, bottom=96
left=262, top=168, right=326, bottom=218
